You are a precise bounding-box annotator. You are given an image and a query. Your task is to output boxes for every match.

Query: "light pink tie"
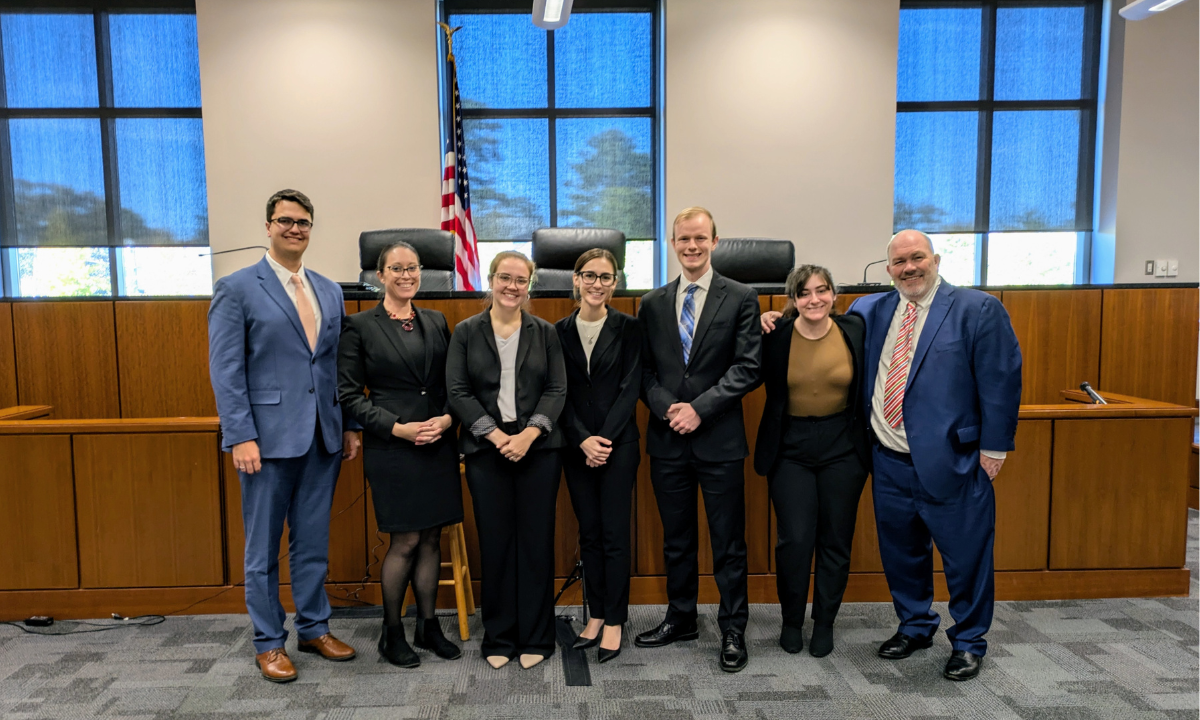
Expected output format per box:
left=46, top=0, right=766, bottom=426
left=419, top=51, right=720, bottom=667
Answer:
left=883, top=302, right=918, bottom=428
left=290, top=274, right=318, bottom=351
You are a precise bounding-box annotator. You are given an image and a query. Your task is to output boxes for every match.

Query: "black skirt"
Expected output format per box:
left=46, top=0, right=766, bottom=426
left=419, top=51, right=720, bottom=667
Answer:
left=364, top=434, right=464, bottom=533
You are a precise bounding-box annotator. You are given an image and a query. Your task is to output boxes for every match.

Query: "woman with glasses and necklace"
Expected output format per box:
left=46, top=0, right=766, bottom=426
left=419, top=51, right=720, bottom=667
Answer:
left=337, top=242, right=463, bottom=668
left=446, top=250, right=567, bottom=670
left=554, top=249, right=642, bottom=664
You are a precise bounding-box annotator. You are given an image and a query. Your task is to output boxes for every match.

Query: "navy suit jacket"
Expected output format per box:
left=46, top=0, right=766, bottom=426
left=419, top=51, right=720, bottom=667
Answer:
left=849, top=281, right=1022, bottom=498
left=208, top=256, right=354, bottom=457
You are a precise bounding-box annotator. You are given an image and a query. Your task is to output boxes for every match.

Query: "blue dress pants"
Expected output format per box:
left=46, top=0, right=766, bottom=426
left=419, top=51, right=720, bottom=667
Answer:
left=871, top=444, right=995, bottom=656
left=239, top=431, right=341, bottom=654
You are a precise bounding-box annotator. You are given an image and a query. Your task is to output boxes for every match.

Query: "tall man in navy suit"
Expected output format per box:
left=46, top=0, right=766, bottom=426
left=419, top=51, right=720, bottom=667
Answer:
left=209, top=190, right=361, bottom=683
left=849, top=229, right=1021, bottom=681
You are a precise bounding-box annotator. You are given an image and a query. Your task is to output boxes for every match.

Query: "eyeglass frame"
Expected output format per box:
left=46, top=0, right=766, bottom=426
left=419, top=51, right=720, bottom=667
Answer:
left=270, top=216, right=314, bottom=232
left=382, top=264, right=423, bottom=277
left=490, top=272, right=531, bottom=288
left=574, top=270, right=619, bottom=287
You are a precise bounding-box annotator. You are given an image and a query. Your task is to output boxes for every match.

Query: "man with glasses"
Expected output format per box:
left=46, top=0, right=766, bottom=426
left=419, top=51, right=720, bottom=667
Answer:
left=209, top=189, right=361, bottom=683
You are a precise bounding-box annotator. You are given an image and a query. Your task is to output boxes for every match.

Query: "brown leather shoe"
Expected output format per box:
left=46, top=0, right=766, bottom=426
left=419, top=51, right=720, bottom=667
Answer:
left=255, top=648, right=297, bottom=683
left=297, top=633, right=357, bottom=661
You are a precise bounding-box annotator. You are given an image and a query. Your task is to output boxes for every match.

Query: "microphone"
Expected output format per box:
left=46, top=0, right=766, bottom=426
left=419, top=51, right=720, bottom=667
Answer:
left=862, top=258, right=887, bottom=285
left=199, top=245, right=268, bottom=257
left=1079, top=381, right=1107, bottom=405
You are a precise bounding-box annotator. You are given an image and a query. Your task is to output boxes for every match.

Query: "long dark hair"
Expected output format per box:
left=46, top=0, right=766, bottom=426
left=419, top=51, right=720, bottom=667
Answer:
left=571, top=247, right=620, bottom=303
left=781, top=264, right=838, bottom=319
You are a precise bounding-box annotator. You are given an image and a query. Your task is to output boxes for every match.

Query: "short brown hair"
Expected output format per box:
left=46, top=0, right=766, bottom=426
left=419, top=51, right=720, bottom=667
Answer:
left=266, top=189, right=314, bottom=222
left=782, top=264, right=838, bottom=319
left=485, top=250, right=536, bottom=308
left=671, top=206, right=717, bottom=239
left=572, top=248, right=620, bottom=302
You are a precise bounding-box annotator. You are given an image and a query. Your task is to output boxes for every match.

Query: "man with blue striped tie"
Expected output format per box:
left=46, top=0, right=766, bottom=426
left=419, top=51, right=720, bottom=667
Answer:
left=635, top=207, right=762, bottom=672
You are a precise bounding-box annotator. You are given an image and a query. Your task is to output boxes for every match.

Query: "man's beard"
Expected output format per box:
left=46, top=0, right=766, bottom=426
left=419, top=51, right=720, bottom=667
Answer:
left=897, top=273, right=932, bottom=301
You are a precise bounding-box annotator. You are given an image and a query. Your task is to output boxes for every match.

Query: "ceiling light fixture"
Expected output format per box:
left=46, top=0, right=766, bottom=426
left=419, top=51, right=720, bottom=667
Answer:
left=1119, top=0, right=1190, bottom=20
left=532, top=0, right=573, bottom=29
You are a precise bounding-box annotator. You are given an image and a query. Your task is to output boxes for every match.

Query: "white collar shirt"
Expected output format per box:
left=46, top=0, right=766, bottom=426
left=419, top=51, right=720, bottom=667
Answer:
left=675, top=265, right=714, bottom=326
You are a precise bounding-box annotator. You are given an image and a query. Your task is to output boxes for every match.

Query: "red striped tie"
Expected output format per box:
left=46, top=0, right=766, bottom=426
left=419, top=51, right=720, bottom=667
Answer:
left=883, top=301, right=918, bottom=429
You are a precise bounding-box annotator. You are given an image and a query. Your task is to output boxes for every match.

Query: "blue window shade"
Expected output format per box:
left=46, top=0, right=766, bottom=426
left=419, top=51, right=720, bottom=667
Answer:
left=9, top=119, right=106, bottom=246
left=989, top=111, right=1080, bottom=231
left=1, top=14, right=98, bottom=108
left=555, top=13, right=651, bottom=109
left=994, top=7, right=1086, bottom=101
left=463, top=118, right=549, bottom=240
left=896, top=8, right=981, bottom=102
left=556, top=117, right=652, bottom=239
left=110, top=14, right=202, bottom=108
left=893, top=112, right=978, bottom=233
left=450, top=14, right=546, bottom=109
left=116, top=119, right=208, bottom=245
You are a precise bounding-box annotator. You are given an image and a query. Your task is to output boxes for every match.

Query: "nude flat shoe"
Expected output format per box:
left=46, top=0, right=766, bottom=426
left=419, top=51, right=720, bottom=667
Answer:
left=486, top=655, right=510, bottom=669
left=519, top=653, right=546, bottom=669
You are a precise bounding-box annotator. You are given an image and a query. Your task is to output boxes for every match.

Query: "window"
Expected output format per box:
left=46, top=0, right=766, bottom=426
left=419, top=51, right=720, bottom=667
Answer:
left=895, top=2, right=1101, bottom=286
left=444, top=1, right=658, bottom=289
left=0, top=4, right=210, bottom=298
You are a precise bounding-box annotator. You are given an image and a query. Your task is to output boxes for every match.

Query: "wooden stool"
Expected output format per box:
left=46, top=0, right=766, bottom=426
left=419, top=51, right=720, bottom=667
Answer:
left=401, top=522, right=476, bottom=641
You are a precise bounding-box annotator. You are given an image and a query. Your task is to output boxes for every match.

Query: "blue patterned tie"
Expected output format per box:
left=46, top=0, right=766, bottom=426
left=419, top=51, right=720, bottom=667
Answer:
left=679, top=283, right=698, bottom=365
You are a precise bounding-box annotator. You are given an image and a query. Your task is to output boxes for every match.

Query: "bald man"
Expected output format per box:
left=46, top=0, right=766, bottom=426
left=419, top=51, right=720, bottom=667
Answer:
left=848, top=230, right=1021, bottom=681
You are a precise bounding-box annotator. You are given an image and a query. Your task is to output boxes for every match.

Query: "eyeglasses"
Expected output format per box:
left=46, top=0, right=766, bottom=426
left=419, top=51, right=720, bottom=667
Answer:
left=576, top=270, right=617, bottom=287
left=271, top=217, right=313, bottom=232
left=491, top=272, right=530, bottom=287
left=385, top=264, right=422, bottom=277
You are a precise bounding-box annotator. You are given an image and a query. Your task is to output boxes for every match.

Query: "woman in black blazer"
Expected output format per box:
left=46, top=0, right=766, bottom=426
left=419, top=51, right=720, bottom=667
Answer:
left=554, top=248, right=642, bottom=664
left=445, top=250, right=567, bottom=670
left=338, top=242, right=464, bottom=668
left=754, top=265, right=870, bottom=658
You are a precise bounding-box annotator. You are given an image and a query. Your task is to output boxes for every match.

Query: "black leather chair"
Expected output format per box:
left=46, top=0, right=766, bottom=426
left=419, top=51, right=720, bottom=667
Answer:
left=358, top=229, right=455, bottom=294
left=710, top=238, right=795, bottom=290
left=530, top=227, right=627, bottom=291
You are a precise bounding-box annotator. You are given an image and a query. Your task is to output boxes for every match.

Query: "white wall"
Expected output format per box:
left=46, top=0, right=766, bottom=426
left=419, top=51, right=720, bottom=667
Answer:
left=196, top=0, right=442, bottom=282
left=1112, top=1, right=1199, bottom=283
left=663, top=0, right=900, bottom=285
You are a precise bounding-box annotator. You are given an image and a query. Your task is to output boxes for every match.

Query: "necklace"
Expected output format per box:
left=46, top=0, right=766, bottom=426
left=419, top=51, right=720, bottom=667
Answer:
left=386, top=305, right=416, bottom=332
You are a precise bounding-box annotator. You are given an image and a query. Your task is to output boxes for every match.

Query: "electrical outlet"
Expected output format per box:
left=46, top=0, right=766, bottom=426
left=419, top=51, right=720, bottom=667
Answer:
left=1155, top=260, right=1168, bottom=277
left=1145, top=260, right=1155, bottom=275
left=1167, top=259, right=1178, bottom=277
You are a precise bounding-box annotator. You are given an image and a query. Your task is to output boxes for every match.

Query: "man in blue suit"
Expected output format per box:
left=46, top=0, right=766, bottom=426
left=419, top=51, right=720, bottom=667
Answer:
left=209, top=189, right=361, bottom=683
left=849, top=229, right=1021, bottom=681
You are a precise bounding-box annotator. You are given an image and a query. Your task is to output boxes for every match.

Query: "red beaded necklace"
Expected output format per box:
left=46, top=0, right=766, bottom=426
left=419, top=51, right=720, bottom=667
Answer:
left=385, top=304, right=416, bottom=332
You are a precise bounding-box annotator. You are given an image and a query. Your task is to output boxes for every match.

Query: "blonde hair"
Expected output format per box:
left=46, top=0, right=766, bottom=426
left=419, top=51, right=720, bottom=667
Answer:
left=485, top=250, right=536, bottom=308
left=671, top=206, right=717, bottom=239
left=572, top=248, right=620, bottom=303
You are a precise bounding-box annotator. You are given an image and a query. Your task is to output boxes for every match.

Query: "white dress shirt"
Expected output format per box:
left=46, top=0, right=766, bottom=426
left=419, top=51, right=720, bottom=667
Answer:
left=495, top=327, right=521, bottom=423
left=265, top=251, right=323, bottom=332
left=675, top=265, right=714, bottom=326
left=870, top=276, right=1005, bottom=460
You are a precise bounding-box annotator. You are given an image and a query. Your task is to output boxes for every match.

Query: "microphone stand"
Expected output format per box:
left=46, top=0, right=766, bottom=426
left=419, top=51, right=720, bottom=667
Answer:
left=861, top=258, right=887, bottom=285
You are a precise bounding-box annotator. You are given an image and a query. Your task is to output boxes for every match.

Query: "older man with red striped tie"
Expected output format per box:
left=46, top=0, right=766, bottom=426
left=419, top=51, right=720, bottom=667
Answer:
left=848, top=229, right=1021, bottom=682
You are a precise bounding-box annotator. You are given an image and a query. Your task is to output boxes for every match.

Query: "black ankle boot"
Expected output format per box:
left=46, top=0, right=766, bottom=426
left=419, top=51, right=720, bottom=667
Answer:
left=378, top=623, right=420, bottom=668
left=413, top=617, right=462, bottom=660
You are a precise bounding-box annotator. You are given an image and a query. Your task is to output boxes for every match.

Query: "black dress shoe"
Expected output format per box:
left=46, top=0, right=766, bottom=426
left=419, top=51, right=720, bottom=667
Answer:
left=597, top=646, right=621, bottom=663
left=634, top=619, right=699, bottom=648
left=943, top=650, right=983, bottom=680
left=808, top=624, right=834, bottom=658
left=877, top=631, right=934, bottom=659
left=377, top=623, right=420, bottom=668
left=572, top=633, right=600, bottom=651
left=779, top=625, right=803, bottom=654
left=413, top=618, right=462, bottom=660
left=719, top=630, right=748, bottom=673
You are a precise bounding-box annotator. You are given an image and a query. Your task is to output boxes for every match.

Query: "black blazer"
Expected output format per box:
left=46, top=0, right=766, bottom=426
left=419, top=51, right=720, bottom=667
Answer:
left=446, top=309, right=568, bottom=455
left=638, top=271, right=762, bottom=462
left=752, top=313, right=871, bottom=476
left=337, top=303, right=454, bottom=446
left=554, top=307, right=642, bottom=449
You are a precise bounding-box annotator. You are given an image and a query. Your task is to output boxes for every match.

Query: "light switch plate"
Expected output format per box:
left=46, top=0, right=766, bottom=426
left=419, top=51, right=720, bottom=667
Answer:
left=1145, top=260, right=1155, bottom=275
left=1167, top=259, right=1178, bottom=277
left=1155, top=260, right=1168, bottom=277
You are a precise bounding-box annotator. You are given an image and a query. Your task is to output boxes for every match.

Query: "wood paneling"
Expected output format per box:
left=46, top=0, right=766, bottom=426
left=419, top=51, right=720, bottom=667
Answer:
left=1189, top=445, right=1198, bottom=511
left=0, top=405, right=52, bottom=420
left=418, top=298, right=487, bottom=332
left=116, top=301, right=215, bottom=418
left=995, top=420, right=1052, bottom=570
left=13, top=302, right=119, bottom=418
left=0, top=435, right=77, bottom=589
left=554, top=476, right=579, bottom=577
left=849, top=476, right=883, bottom=572
left=834, top=293, right=869, bottom=315
left=0, top=303, right=16, bottom=409
left=1100, top=287, right=1199, bottom=406
left=74, top=433, right=223, bottom=587
left=1003, top=290, right=1102, bottom=405
left=635, top=403, right=663, bottom=575
left=1050, top=418, right=1191, bottom=569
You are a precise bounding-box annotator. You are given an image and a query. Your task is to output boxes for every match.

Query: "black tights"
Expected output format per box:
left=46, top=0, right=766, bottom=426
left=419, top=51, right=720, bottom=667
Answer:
left=381, top=527, right=442, bottom=626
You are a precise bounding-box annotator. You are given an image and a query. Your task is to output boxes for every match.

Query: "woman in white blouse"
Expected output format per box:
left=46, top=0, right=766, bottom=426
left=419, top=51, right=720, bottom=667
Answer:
left=445, top=251, right=567, bottom=670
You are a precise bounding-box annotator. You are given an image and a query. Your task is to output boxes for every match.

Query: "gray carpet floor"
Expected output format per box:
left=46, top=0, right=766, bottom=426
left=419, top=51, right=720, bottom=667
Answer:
left=2, top=510, right=1196, bottom=719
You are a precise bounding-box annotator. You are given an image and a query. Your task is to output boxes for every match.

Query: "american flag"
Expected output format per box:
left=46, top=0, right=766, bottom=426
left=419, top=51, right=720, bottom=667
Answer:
left=440, top=48, right=481, bottom=291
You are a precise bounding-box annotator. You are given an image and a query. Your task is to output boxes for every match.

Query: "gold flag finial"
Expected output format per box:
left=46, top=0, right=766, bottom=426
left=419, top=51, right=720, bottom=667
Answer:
left=437, top=21, right=462, bottom=62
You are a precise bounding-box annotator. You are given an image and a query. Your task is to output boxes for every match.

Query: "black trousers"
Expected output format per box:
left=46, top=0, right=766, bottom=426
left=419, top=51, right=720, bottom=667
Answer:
left=562, top=440, right=640, bottom=625
left=650, top=454, right=749, bottom=635
left=464, top=444, right=561, bottom=658
left=769, top=412, right=868, bottom=629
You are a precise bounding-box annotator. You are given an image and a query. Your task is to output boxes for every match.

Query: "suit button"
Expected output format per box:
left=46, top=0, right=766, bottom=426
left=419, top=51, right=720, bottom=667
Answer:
left=684, top=372, right=690, bottom=378
left=421, top=388, right=427, bottom=395
left=308, top=388, right=314, bottom=394
left=311, top=358, right=316, bottom=365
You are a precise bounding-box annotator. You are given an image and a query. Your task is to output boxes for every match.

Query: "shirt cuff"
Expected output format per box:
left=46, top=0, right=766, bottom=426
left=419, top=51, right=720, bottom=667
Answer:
left=980, top=449, right=1007, bottom=460
left=469, top=415, right=498, bottom=439
left=527, top=413, right=553, bottom=436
